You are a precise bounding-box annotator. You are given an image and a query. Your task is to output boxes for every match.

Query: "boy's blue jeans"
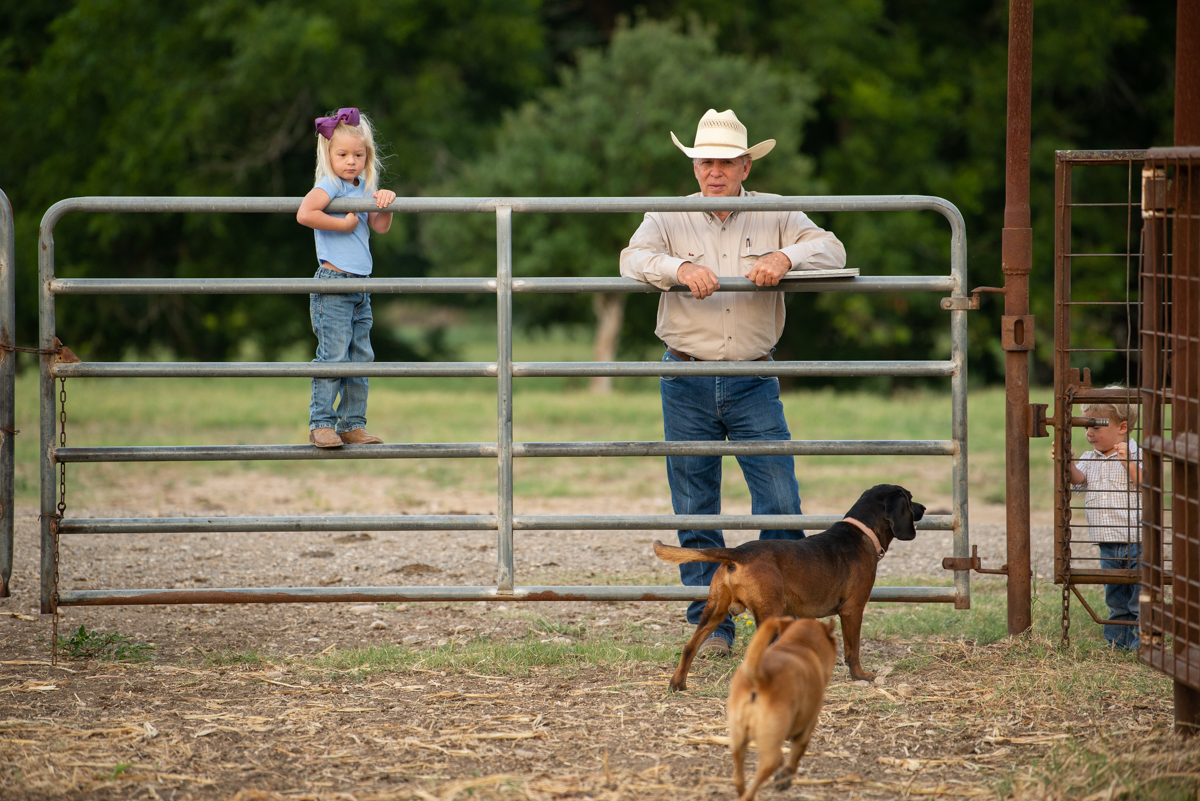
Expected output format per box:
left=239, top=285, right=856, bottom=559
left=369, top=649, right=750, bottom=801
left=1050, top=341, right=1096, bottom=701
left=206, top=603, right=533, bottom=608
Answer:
left=660, top=350, right=804, bottom=646
left=1099, top=541, right=1141, bottom=650
left=309, top=267, right=373, bottom=433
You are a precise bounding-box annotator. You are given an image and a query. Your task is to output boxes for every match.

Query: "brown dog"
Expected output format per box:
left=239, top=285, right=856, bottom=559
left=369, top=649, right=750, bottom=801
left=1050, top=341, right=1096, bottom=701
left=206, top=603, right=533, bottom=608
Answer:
left=654, top=483, right=923, bottom=690
left=727, top=616, right=837, bottom=801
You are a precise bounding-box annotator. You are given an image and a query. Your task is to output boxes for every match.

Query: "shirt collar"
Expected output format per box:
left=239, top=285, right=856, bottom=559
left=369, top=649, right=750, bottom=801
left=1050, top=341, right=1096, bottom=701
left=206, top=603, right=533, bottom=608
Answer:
left=702, top=186, right=749, bottom=223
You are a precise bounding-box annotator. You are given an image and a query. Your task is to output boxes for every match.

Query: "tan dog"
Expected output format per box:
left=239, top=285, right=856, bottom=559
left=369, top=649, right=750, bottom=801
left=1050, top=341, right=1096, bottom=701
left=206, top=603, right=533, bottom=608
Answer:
left=727, top=616, right=837, bottom=801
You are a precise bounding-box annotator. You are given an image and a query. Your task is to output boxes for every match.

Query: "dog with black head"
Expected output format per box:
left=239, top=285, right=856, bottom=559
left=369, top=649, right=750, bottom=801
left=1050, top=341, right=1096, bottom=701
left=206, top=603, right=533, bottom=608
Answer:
left=654, top=484, right=924, bottom=691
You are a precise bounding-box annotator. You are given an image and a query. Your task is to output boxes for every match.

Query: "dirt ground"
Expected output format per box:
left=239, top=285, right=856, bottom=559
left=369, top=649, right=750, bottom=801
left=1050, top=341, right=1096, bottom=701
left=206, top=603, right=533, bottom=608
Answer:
left=1, top=476, right=1192, bottom=800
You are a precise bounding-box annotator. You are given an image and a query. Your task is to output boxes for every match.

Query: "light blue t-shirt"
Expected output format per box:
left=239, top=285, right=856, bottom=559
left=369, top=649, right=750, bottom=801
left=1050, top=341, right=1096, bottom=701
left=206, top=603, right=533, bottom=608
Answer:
left=313, top=175, right=373, bottom=275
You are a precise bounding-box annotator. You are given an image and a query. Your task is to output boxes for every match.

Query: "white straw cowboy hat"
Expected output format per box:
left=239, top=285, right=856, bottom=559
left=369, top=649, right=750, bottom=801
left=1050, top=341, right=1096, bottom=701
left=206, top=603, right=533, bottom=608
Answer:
left=670, top=109, right=776, bottom=161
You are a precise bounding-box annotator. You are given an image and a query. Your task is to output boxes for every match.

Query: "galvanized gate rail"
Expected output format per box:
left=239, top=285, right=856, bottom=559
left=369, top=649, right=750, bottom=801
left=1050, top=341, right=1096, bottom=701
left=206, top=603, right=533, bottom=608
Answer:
left=38, top=195, right=971, bottom=614
left=0, top=188, right=13, bottom=599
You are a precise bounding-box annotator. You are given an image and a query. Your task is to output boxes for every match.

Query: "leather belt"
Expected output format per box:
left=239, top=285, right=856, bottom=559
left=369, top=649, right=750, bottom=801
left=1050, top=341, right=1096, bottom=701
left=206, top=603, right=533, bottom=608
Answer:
left=666, top=346, right=771, bottom=362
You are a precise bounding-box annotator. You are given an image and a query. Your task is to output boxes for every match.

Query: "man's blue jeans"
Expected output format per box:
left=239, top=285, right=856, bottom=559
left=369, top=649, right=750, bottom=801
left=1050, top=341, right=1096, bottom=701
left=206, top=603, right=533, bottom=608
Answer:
left=660, top=350, right=804, bottom=645
left=309, top=267, right=373, bottom=433
left=1099, top=541, right=1141, bottom=650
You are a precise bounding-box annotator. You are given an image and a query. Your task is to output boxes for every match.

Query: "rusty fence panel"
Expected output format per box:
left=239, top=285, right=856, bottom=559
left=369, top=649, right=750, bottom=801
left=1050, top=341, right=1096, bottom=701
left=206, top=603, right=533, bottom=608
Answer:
left=1051, top=151, right=1159, bottom=643
left=1140, top=147, right=1200, bottom=692
left=0, top=188, right=12, bottom=598
left=36, top=195, right=971, bottom=613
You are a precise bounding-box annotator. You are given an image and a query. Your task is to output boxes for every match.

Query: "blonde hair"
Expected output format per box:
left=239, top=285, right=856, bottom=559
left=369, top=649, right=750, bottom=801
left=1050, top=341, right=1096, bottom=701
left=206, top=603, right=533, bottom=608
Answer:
left=314, top=111, right=381, bottom=192
left=1083, top=385, right=1139, bottom=428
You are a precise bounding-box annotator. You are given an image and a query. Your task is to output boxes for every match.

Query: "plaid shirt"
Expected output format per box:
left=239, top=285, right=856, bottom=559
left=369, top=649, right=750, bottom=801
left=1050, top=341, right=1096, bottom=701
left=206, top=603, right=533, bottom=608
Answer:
left=1071, top=440, right=1142, bottom=543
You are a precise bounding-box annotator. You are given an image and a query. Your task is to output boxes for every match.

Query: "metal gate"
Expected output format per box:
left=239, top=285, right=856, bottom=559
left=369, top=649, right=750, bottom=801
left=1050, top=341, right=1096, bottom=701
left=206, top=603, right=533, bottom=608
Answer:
left=1049, top=150, right=1155, bottom=642
left=34, top=194, right=971, bottom=615
left=1139, top=147, right=1200, bottom=698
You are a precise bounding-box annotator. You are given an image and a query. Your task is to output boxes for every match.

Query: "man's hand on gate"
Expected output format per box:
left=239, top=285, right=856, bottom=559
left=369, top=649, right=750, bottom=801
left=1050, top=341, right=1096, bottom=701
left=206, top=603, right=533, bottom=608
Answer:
left=677, top=262, right=720, bottom=299
left=745, top=251, right=793, bottom=287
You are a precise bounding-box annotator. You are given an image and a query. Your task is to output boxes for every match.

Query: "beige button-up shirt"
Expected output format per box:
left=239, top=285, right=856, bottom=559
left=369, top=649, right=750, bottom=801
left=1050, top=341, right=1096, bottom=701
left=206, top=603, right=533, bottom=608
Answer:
left=619, top=190, right=847, bottom=361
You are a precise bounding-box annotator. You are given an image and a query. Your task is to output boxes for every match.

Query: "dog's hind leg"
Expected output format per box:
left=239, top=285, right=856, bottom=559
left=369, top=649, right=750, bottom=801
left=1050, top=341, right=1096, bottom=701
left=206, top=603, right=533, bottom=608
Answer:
left=739, top=726, right=786, bottom=801
left=775, top=720, right=817, bottom=787
left=669, top=586, right=733, bottom=692
left=729, top=723, right=749, bottom=797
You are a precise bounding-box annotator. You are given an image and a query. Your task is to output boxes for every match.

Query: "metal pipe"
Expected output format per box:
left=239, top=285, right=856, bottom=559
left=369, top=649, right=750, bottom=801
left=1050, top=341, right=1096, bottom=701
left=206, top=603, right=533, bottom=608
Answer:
left=59, top=515, right=499, bottom=534
left=55, top=583, right=958, bottom=606
left=512, top=515, right=955, bottom=531
left=54, top=439, right=955, bottom=463
left=51, top=277, right=497, bottom=295
left=0, top=188, right=13, bottom=598
left=55, top=443, right=500, bottom=462
left=38, top=196, right=57, bottom=615
left=52, top=359, right=957, bottom=380
left=58, top=513, right=955, bottom=534
left=49, top=275, right=953, bottom=295
left=949, top=189, right=972, bottom=609
left=513, top=276, right=953, bottom=294
left=496, top=206, right=514, bottom=593
left=1003, top=0, right=1034, bottom=636
left=53, top=362, right=498, bottom=378
left=38, top=193, right=969, bottom=222
left=511, top=360, right=955, bottom=378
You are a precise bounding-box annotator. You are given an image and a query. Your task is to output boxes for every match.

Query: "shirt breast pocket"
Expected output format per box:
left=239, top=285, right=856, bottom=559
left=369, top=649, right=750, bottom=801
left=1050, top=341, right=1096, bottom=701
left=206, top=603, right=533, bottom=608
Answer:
left=741, top=245, right=779, bottom=273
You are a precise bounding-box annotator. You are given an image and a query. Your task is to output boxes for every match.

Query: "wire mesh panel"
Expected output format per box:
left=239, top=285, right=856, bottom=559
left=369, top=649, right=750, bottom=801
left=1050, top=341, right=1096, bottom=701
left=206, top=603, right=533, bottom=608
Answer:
left=1052, top=151, right=1158, bottom=641
left=1140, top=147, right=1200, bottom=690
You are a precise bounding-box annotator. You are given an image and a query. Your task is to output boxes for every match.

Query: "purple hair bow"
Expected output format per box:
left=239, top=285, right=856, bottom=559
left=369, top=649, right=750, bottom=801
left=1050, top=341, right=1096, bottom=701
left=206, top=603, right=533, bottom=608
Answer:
left=315, top=107, right=360, bottom=139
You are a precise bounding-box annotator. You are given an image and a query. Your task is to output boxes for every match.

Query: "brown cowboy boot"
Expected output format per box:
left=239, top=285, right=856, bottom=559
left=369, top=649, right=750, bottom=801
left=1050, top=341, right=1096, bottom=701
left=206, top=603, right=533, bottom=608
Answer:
left=339, top=428, right=384, bottom=445
left=309, top=427, right=343, bottom=448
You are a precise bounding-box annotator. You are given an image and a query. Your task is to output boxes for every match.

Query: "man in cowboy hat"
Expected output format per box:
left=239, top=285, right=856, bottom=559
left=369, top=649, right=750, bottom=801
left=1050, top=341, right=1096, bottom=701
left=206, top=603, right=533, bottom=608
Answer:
left=620, top=109, right=846, bottom=657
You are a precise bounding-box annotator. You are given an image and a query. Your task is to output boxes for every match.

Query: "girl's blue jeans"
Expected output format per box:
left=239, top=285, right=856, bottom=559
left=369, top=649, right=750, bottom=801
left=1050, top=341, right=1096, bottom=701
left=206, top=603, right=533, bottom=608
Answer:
left=309, top=267, right=373, bottom=433
left=660, top=350, right=805, bottom=645
left=1099, top=541, right=1141, bottom=650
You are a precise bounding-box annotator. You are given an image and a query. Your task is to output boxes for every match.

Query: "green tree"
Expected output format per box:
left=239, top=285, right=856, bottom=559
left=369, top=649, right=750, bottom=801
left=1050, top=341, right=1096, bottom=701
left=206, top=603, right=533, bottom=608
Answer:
left=672, top=0, right=1175, bottom=386
left=422, top=18, right=818, bottom=390
left=0, top=0, right=547, bottom=360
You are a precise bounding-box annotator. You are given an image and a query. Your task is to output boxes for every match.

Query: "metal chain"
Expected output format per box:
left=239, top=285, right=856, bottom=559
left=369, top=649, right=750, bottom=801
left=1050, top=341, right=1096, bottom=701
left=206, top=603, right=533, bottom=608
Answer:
left=1058, top=402, right=1072, bottom=649
left=51, top=378, right=66, bottom=665
left=1061, top=576, right=1071, bottom=648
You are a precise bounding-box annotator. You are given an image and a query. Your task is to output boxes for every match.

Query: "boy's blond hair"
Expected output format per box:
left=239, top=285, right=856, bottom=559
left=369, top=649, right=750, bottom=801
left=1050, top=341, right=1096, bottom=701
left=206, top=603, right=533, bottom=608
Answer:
left=1082, top=385, right=1139, bottom=428
left=314, top=111, right=381, bottom=191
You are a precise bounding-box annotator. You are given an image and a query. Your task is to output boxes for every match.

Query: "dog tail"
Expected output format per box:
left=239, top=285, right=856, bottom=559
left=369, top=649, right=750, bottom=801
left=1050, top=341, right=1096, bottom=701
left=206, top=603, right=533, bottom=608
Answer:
left=741, top=616, right=795, bottom=686
left=652, top=541, right=741, bottom=565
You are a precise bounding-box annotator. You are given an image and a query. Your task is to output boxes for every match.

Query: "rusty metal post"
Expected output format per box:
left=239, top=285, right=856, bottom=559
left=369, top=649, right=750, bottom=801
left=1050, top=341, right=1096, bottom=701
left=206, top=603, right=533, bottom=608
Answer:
left=1003, top=0, right=1034, bottom=635
left=1173, top=0, right=1200, bottom=738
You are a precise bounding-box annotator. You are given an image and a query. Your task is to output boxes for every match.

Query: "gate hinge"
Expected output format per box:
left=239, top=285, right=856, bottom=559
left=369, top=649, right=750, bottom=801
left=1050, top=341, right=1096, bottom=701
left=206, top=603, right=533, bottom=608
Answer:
left=1029, top=403, right=1050, bottom=438
left=1001, top=315, right=1035, bottom=351
left=940, top=286, right=1004, bottom=312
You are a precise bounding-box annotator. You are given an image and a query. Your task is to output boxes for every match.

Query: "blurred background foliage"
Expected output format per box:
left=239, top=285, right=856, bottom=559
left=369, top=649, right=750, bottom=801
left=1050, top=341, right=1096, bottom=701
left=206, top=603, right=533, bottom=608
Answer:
left=0, top=0, right=1177, bottom=385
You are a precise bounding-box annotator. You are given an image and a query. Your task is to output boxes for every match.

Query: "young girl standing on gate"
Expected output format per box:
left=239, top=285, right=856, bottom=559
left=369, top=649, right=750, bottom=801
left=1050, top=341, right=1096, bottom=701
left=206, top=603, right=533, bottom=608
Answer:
left=297, top=108, right=396, bottom=448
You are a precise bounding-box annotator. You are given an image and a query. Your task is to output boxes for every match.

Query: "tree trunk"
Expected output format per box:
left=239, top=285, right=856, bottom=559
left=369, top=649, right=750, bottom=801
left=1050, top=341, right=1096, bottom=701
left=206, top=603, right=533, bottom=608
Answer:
left=590, top=293, right=626, bottom=393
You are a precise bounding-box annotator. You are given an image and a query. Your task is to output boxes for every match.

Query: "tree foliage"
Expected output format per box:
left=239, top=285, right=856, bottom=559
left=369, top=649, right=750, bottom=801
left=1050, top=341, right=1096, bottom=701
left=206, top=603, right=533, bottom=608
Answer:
left=0, top=0, right=546, bottom=359
left=422, top=18, right=817, bottom=346
left=0, top=0, right=1178, bottom=384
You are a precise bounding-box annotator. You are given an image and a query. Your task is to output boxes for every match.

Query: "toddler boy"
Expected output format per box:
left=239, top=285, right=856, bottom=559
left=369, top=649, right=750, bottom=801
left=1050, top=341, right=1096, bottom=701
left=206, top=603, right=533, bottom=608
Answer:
left=1065, top=393, right=1142, bottom=650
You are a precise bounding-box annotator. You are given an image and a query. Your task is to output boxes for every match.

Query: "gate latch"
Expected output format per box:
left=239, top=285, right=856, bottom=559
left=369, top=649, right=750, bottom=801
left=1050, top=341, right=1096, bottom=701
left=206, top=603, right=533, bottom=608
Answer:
left=942, top=545, right=1010, bottom=575
left=1030, top=404, right=1110, bottom=438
